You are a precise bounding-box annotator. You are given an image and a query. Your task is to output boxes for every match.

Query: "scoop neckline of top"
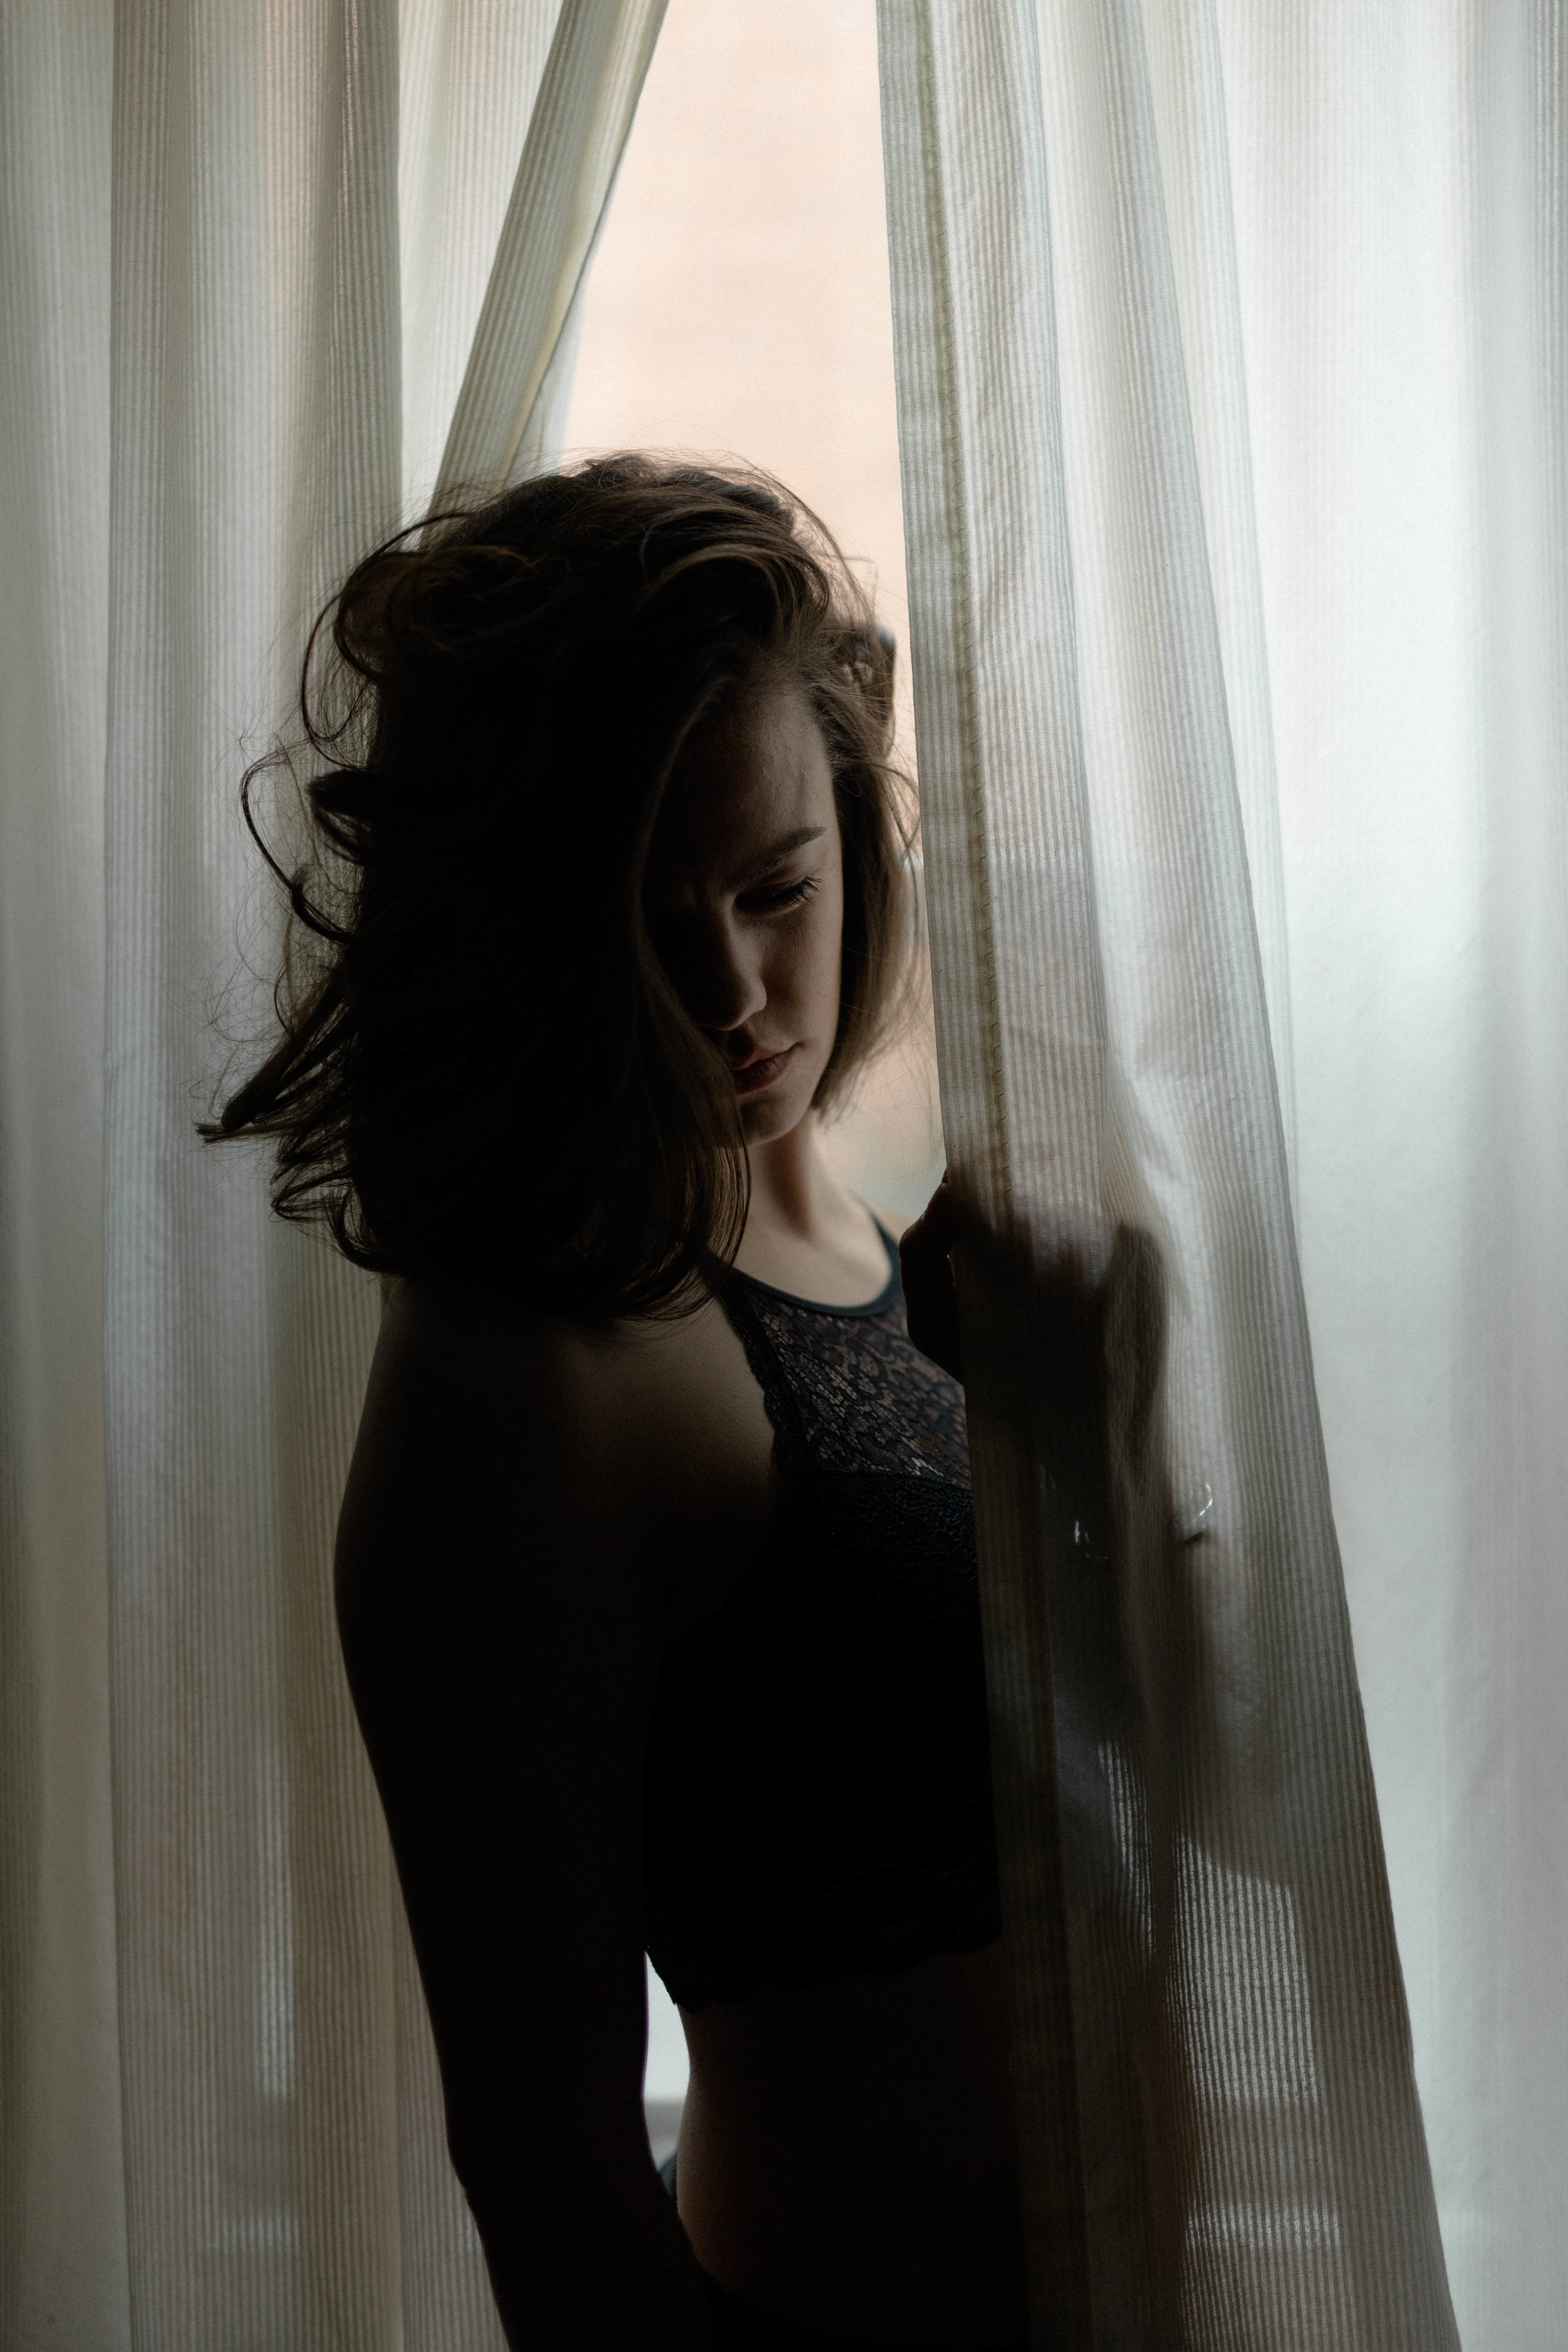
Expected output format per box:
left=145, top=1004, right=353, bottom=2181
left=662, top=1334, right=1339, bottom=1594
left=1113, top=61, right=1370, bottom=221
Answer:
left=726, top=1209, right=901, bottom=1317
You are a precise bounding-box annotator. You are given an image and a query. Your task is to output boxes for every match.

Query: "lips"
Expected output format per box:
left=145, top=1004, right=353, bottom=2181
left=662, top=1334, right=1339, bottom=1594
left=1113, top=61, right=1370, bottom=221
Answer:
left=731, top=1044, right=796, bottom=1095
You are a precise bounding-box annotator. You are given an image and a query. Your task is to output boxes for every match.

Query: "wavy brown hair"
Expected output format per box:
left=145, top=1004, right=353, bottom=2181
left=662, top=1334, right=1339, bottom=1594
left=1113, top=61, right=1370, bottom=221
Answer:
left=202, top=455, right=921, bottom=1325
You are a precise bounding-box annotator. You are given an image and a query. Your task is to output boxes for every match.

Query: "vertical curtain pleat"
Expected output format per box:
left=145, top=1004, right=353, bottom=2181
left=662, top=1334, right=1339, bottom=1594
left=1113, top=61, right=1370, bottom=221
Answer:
left=0, top=3, right=125, bottom=2344
left=1209, top=8, right=1568, bottom=2343
left=1, top=2, right=664, bottom=2342
left=434, top=0, right=670, bottom=504
left=878, top=5, right=1459, bottom=2345
left=102, top=5, right=415, bottom=2341
left=398, top=0, right=563, bottom=512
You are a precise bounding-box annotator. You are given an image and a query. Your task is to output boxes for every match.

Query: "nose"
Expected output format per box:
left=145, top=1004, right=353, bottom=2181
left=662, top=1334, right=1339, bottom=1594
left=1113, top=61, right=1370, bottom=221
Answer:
left=661, top=906, right=768, bottom=1044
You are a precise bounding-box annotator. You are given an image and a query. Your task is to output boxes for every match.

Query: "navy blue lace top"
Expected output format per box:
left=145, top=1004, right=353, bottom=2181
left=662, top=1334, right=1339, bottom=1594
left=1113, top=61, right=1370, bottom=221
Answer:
left=641, top=1216, right=1004, bottom=2010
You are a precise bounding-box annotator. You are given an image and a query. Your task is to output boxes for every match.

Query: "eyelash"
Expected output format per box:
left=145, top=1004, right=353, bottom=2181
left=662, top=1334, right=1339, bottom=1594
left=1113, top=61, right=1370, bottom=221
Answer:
left=747, top=876, right=819, bottom=914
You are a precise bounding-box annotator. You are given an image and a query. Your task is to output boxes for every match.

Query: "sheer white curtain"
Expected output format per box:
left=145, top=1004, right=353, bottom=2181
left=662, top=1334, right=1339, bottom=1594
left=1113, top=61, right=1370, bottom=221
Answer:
left=879, top=3, right=1563, bottom=2348
left=0, top=4, right=662, bottom=2344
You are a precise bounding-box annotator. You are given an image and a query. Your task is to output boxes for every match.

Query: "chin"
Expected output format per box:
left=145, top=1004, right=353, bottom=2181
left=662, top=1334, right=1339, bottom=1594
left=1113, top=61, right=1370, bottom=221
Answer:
left=739, top=1073, right=816, bottom=1147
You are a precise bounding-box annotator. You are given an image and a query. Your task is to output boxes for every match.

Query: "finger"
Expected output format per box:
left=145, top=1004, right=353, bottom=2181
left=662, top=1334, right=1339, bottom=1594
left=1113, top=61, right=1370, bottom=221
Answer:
left=902, top=1180, right=967, bottom=1251
left=898, top=1219, right=960, bottom=1285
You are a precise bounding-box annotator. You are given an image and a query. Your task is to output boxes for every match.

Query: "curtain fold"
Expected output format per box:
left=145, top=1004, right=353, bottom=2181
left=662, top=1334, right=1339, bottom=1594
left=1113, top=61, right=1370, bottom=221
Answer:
left=879, top=3, right=1564, bottom=2348
left=0, top=4, right=662, bottom=2343
left=0, top=5, right=124, bottom=2345
left=878, top=0, right=1429, bottom=2341
left=434, top=0, right=670, bottom=504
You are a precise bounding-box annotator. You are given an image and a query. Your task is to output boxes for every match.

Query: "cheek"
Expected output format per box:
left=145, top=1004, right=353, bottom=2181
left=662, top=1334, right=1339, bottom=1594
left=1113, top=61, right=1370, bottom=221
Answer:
left=761, top=882, right=843, bottom=1024
left=804, top=885, right=844, bottom=1009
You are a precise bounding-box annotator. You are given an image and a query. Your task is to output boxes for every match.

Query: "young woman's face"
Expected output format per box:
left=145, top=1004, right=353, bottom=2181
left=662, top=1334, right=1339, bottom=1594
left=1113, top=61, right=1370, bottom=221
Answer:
left=644, top=678, right=843, bottom=1150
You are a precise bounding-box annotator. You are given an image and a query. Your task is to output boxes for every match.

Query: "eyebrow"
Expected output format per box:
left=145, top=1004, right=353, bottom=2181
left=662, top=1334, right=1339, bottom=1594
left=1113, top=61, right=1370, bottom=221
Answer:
left=735, top=825, right=827, bottom=885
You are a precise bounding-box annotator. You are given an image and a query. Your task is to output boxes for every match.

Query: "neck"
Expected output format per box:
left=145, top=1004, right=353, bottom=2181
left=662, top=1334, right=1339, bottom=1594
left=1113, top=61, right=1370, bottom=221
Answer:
left=743, top=1111, right=852, bottom=1247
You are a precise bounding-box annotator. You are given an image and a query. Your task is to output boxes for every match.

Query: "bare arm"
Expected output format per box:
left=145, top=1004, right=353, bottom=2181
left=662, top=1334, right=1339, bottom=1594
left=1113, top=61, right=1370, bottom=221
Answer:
left=335, top=1281, right=712, bottom=2349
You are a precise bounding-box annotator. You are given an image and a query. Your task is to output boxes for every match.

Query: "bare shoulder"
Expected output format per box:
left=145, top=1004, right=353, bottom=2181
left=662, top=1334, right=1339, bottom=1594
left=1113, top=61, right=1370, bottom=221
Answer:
left=336, top=1278, right=644, bottom=1625
left=354, top=1276, right=617, bottom=1498
left=341, top=1271, right=768, bottom=1599
left=369, top=1271, right=614, bottom=1419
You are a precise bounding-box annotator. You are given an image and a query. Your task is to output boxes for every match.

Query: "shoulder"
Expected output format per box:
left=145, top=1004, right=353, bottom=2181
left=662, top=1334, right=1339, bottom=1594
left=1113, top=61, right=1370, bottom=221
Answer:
left=340, top=1273, right=759, bottom=1593
left=339, top=1277, right=657, bottom=1614
left=374, top=1263, right=735, bottom=1385
left=372, top=1272, right=612, bottom=1412
left=335, top=1278, right=689, bottom=1780
left=358, top=1276, right=625, bottom=1495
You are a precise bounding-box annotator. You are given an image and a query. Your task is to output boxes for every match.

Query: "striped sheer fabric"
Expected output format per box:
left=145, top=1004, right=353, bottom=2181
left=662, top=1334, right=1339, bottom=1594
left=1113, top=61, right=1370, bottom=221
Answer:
left=876, top=2, right=1560, bottom=2345
left=0, top=4, right=662, bottom=2345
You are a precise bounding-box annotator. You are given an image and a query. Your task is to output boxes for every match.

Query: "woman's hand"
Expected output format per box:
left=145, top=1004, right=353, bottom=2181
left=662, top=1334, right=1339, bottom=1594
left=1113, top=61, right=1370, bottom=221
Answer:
left=897, top=1172, right=968, bottom=1383
left=900, top=1174, right=1169, bottom=1545
left=904, top=1176, right=1192, bottom=1762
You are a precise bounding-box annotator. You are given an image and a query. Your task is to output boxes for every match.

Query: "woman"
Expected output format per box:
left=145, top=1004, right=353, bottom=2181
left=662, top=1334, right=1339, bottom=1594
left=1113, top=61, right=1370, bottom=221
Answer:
left=207, top=456, right=1044, bottom=2349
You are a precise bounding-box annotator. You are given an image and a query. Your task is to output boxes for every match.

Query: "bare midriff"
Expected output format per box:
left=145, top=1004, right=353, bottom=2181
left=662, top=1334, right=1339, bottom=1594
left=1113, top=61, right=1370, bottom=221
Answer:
left=674, top=1939, right=1031, bottom=2348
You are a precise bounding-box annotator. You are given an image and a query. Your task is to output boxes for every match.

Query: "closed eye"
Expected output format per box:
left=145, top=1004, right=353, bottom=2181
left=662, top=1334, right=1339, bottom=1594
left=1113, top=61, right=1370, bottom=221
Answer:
left=744, top=875, right=820, bottom=914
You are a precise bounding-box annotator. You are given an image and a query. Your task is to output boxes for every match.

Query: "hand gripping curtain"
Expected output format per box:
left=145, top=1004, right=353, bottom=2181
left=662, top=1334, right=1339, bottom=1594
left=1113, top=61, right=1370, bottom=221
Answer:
left=0, top=4, right=663, bottom=2345
left=877, top=6, right=1475, bottom=2347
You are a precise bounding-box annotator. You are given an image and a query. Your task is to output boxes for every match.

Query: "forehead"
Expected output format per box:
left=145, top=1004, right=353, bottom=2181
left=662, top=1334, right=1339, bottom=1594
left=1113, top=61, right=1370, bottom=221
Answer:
left=649, top=682, right=835, bottom=884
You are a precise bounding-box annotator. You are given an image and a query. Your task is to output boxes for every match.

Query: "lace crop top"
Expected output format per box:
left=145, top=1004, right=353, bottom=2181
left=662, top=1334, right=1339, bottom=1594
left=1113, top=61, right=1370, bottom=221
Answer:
left=641, top=1216, right=1004, bottom=2010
